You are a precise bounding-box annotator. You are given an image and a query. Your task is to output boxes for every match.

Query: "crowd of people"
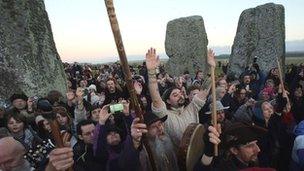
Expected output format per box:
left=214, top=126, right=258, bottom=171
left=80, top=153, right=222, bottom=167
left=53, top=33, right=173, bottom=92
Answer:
left=0, top=47, right=304, bottom=171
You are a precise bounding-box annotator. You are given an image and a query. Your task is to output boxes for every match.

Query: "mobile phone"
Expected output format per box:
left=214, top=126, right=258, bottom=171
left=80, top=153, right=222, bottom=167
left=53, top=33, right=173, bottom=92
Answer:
left=109, top=103, right=123, bottom=114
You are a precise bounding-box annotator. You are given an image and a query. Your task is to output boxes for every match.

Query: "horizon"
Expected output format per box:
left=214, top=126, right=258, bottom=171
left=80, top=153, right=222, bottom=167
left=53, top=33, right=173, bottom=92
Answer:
left=44, top=0, right=304, bottom=63
left=67, top=50, right=304, bottom=64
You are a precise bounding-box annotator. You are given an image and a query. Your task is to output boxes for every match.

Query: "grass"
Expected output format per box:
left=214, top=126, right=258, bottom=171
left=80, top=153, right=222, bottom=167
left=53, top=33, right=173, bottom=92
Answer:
left=90, top=57, right=304, bottom=76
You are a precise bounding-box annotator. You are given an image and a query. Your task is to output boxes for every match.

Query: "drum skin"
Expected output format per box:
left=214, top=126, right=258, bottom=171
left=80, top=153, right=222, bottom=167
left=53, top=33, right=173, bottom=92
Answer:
left=178, top=123, right=205, bottom=171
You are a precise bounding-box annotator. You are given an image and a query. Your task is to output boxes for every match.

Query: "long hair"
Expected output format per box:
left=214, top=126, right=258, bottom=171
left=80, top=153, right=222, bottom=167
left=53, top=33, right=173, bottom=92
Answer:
left=53, top=106, right=73, bottom=127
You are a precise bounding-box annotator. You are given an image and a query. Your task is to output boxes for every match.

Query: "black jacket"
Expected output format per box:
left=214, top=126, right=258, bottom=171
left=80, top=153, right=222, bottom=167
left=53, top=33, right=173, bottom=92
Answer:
left=73, top=141, right=107, bottom=171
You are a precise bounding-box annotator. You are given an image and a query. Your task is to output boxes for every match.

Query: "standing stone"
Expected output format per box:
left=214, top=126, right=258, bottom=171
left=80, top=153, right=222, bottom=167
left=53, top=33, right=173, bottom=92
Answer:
left=165, top=16, right=208, bottom=77
left=0, top=0, right=67, bottom=100
left=228, top=3, right=285, bottom=78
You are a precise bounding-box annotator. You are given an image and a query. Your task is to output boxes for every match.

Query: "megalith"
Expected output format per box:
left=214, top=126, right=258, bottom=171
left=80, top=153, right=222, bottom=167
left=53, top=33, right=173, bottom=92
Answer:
left=227, top=3, right=285, bottom=78
left=0, top=0, right=67, bottom=100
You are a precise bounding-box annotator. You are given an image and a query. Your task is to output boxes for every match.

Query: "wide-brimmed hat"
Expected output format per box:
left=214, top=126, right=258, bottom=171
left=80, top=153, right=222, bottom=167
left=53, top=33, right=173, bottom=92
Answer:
left=143, top=112, right=168, bottom=126
left=205, top=101, right=229, bottom=114
left=223, top=122, right=267, bottom=149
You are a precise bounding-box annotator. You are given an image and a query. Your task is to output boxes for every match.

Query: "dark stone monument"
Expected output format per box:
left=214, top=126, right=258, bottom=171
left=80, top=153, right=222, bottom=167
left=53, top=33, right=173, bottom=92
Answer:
left=227, top=3, right=285, bottom=78
left=165, top=15, right=209, bottom=77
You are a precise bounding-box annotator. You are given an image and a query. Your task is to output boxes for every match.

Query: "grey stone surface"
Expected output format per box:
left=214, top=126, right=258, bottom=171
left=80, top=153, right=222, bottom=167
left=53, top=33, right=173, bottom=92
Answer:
left=0, top=0, right=67, bottom=99
left=227, top=3, right=285, bottom=78
left=164, top=15, right=208, bottom=77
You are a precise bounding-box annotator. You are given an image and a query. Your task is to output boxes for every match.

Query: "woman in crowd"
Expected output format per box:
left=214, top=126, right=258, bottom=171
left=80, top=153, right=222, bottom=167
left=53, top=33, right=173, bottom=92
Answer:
left=6, top=112, right=39, bottom=148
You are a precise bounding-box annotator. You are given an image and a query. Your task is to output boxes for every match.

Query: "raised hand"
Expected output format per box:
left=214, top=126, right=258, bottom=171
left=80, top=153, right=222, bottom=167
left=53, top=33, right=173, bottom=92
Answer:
left=207, top=49, right=216, bottom=68
left=134, top=80, right=143, bottom=95
left=47, top=147, right=74, bottom=171
left=121, top=100, right=130, bottom=116
left=197, top=85, right=211, bottom=100
left=99, top=105, right=111, bottom=125
left=145, top=48, right=160, bottom=70
left=76, top=87, right=84, bottom=102
left=131, top=118, right=148, bottom=148
left=27, top=98, right=34, bottom=112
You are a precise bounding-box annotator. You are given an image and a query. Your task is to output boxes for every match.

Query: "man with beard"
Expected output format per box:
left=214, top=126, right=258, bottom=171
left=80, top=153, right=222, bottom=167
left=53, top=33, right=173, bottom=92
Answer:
left=218, top=122, right=267, bottom=170
left=140, top=112, right=178, bottom=171
left=129, top=112, right=222, bottom=171
left=103, top=77, right=127, bottom=105
left=195, top=122, right=268, bottom=170
left=145, top=48, right=214, bottom=150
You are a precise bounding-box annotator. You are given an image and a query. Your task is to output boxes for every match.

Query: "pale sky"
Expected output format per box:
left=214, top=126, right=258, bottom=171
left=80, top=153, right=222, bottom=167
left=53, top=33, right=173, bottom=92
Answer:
left=44, top=0, right=304, bottom=63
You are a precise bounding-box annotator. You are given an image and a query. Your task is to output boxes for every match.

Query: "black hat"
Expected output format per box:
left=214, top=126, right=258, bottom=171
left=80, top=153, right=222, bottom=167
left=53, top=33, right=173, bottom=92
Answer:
left=223, top=122, right=267, bottom=148
left=143, top=112, right=168, bottom=126
left=105, top=125, right=124, bottom=138
left=9, top=93, right=28, bottom=102
left=37, top=98, right=53, bottom=112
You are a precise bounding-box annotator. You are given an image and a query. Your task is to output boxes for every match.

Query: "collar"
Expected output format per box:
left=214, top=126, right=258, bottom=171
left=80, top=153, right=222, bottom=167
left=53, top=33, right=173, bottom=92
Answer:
left=232, top=156, right=255, bottom=169
left=169, top=106, right=184, bottom=114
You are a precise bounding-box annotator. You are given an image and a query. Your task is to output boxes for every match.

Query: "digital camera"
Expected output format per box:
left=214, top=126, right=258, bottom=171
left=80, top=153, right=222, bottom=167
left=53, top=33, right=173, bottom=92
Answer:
left=109, top=103, right=123, bottom=114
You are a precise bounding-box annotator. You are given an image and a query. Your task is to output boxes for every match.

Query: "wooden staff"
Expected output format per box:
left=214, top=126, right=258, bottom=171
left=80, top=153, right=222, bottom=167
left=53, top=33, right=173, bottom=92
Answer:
left=276, top=58, right=285, bottom=91
left=44, top=111, right=73, bottom=171
left=276, top=57, right=291, bottom=107
left=104, top=0, right=156, bottom=170
left=208, top=49, right=218, bottom=156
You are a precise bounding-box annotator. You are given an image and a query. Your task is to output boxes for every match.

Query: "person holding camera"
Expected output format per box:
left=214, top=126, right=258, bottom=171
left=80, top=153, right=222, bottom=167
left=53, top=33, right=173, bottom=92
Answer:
left=93, top=103, right=142, bottom=170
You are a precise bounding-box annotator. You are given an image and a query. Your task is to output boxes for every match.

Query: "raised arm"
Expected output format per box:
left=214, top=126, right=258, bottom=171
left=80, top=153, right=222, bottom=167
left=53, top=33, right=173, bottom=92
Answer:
left=146, top=48, right=164, bottom=109
left=196, top=49, right=215, bottom=100
left=73, top=88, right=87, bottom=126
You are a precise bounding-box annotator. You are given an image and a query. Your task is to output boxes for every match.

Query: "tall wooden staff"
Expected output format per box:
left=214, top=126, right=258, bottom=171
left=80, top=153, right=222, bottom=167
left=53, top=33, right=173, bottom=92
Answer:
left=208, top=49, right=218, bottom=156
left=276, top=56, right=290, bottom=107
left=276, top=57, right=285, bottom=90
left=104, top=0, right=156, bottom=170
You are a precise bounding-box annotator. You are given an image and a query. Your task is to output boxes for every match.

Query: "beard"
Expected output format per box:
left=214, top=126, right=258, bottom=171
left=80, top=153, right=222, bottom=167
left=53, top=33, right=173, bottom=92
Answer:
left=148, top=134, right=179, bottom=171
left=177, top=96, right=185, bottom=107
